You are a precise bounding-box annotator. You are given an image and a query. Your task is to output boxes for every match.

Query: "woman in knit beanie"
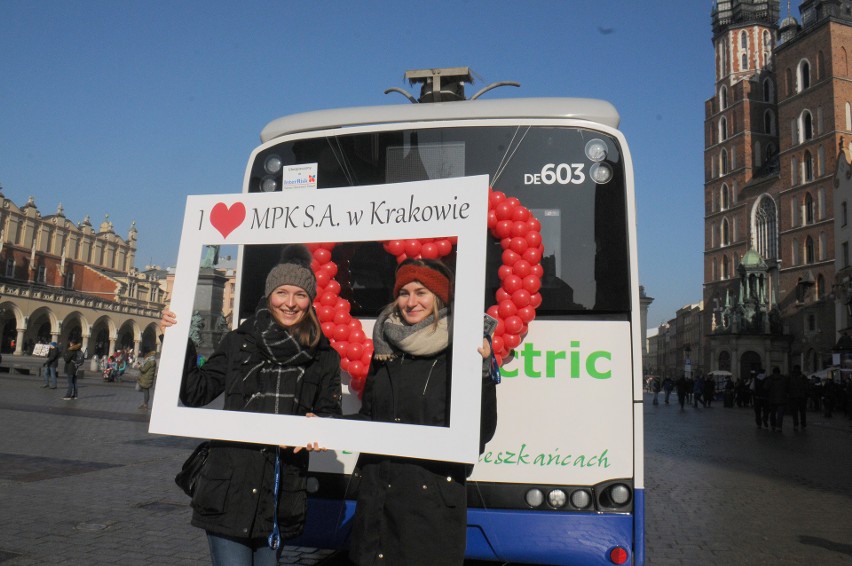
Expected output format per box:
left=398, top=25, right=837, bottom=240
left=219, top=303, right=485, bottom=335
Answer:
left=347, top=257, right=498, bottom=566
left=160, top=244, right=341, bottom=565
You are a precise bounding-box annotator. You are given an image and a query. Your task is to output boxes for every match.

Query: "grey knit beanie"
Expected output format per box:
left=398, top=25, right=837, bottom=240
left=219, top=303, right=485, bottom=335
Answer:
left=264, top=245, right=317, bottom=301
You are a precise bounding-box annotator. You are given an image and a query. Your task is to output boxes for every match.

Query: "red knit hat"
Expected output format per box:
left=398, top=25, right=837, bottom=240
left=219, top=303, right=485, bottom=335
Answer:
left=393, top=263, right=451, bottom=304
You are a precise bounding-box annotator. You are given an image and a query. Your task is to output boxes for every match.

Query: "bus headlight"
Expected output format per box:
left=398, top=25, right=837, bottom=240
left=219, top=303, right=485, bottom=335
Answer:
left=609, top=484, right=630, bottom=505
left=260, top=176, right=280, bottom=192
left=547, top=489, right=567, bottom=508
left=589, top=163, right=613, bottom=184
left=264, top=154, right=283, bottom=174
left=584, top=138, right=608, bottom=162
left=569, top=489, right=592, bottom=509
left=524, top=488, right=544, bottom=508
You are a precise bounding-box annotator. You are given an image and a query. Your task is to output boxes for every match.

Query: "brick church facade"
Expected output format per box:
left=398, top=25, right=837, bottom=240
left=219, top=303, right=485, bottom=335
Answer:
left=704, top=0, right=852, bottom=377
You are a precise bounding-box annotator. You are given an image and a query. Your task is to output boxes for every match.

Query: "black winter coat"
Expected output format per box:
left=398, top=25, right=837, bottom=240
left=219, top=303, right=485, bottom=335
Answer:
left=179, top=315, right=341, bottom=541
left=347, top=350, right=497, bottom=566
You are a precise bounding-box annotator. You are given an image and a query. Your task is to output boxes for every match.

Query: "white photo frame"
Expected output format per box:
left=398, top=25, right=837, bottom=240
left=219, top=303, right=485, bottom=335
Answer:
left=149, top=176, right=489, bottom=463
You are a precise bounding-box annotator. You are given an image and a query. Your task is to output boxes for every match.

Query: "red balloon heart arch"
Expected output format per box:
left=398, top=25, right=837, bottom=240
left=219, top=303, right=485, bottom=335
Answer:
left=308, top=187, right=543, bottom=395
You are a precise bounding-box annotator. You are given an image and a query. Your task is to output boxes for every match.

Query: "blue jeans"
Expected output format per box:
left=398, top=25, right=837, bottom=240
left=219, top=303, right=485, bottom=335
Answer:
left=64, top=371, right=77, bottom=398
left=43, top=366, right=58, bottom=387
left=206, top=532, right=280, bottom=566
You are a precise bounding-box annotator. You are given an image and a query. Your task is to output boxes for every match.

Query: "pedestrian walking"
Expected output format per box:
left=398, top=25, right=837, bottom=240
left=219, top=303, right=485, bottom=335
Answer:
left=346, top=258, right=498, bottom=566
left=41, top=341, right=60, bottom=389
left=752, top=369, right=769, bottom=428
left=703, top=374, right=715, bottom=407
left=136, top=350, right=157, bottom=410
left=767, top=366, right=788, bottom=432
left=61, top=338, right=84, bottom=400
left=662, top=377, right=674, bottom=405
left=675, top=374, right=689, bottom=411
left=161, top=244, right=342, bottom=565
left=652, top=377, right=661, bottom=405
left=693, top=375, right=704, bottom=408
left=787, top=365, right=808, bottom=431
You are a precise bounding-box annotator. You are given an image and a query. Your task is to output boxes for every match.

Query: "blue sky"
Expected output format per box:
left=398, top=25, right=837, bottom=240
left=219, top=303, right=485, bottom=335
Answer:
left=0, top=1, right=735, bottom=329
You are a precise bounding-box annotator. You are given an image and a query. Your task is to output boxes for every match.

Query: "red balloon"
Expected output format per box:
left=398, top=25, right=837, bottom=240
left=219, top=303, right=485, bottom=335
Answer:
left=495, top=202, right=514, bottom=221
left=500, top=237, right=512, bottom=250
left=497, top=265, right=513, bottom=280
left=316, top=272, right=331, bottom=288
left=331, top=340, right=348, bottom=355
left=385, top=240, right=405, bottom=255
left=509, top=237, right=528, bottom=254
left=496, top=288, right=511, bottom=302
left=349, top=360, right=365, bottom=377
left=317, top=305, right=335, bottom=322
left=517, top=306, right=536, bottom=323
left=436, top=239, right=453, bottom=256
left=522, top=247, right=542, bottom=264
left=505, top=197, right=520, bottom=208
left=504, top=315, right=524, bottom=335
left=523, top=275, right=542, bottom=294
left=487, top=210, right=498, bottom=229
left=421, top=243, right=439, bottom=259
left=333, top=324, right=351, bottom=341
left=404, top=240, right=422, bottom=257
left=494, top=220, right=513, bottom=239
left=321, top=322, right=336, bottom=335
left=396, top=253, right=407, bottom=264
left=510, top=220, right=529, bottom=238
left=494, top=317, right=505, bottom=336
left=347, top=342, right=364, bottom=361
left=334, top=299, right=351, bottom=312
left=349, top=374, right=365, bottom=392
left=512, top=206, right=530, bottom=222
left=339, top=357, right=350, bottom=371
left=320, top=292, right=338, bottom=307
left=527, top=217, right=542, bottom=232
left=530, top=292, right=543, bottom=308
left=333, top=309, right=352, bottom=325
left=321, top=261, right=338, bottom=277
left=512, top=259, right=532, bottom=278
left=362, top=351, right=373, bottom=366
left=486, top=305, right=500, bottom=319
left=489, top=190, right=506, bottom=206
left=313, top=248, right=331, bottom=264
left=502, top=274, right=523, bottom=294
left=511, top=289, right=531, bottom=307
left=491, top=335, right=505, bottom=356
left=497, top=299, right=518, bottom=319
left=325, top=279, right=341, bottom=295
left=525, top=231, right=542, bottom=248
left=501, top=249, right=521, bottom=266
left=349, top=329, right=366, bottom=343
left=504, top=332, right=521, bottom=349
left=530, top=263, right=544, bottom=278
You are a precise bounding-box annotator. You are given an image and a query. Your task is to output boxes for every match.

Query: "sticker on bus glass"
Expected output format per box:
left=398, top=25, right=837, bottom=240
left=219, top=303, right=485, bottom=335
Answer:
left=282, top=163, right=318, bottom=190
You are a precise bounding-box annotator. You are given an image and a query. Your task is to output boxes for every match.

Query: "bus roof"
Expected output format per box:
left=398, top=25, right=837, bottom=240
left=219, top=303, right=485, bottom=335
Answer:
left=260, top=97, right=620, bottom=143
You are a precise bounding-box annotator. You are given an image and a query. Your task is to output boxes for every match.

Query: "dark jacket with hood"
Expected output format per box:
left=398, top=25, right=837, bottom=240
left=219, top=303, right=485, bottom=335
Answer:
left=347, top=349, right=497, bottom=566
left=179, top=313, right=341, bottom=541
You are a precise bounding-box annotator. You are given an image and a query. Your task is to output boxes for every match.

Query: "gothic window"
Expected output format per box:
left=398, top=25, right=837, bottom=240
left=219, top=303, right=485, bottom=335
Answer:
left=742, top=53, right=748, bottom=70
left=764, top=110, right=775, bottom=134
left=721, top=184, right=730, bottom=210
left=721, top=149, right=729, bottom=174
left=36, top=265, right=46, bottom=283
left=722, top=255, right=730, bottom=279
left=4, top=258, right=14, bottom=278
left=798, top=60, right=811, bottom=92
left=753, top=195, right=778, bottom=260
left=806, top=236, right=815, bottom=264
left=804, top=151, right=814, bottom=182
left=801, top=110, right=814, bottom=141
left=765, top=143, right=776, bottom=164
left=719, top=85, right=728, bottom=110
left=741, top=31, right=748, bottom=50
left=719, top=117, right=728, bottom=141
left=805, top=192, right=815, bottom=224
left=762, top=78, right=773, bottom=102
left=722, top=218, right=731, bottom=246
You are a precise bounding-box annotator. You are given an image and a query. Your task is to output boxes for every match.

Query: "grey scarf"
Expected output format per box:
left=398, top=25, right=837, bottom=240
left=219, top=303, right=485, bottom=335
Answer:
left=372, top=305, right=450, bottom=361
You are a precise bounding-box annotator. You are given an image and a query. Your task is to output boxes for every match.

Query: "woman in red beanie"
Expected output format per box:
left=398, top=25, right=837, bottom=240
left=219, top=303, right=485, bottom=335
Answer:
left=347, top=258, right=498, bottom=566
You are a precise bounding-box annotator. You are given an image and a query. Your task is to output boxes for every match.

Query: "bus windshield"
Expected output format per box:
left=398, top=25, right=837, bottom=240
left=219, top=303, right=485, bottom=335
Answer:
left=243, top=125, right=630, bottom=320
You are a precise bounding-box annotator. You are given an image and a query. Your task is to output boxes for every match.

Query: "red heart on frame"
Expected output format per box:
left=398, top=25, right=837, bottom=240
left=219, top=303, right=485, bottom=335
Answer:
left=210, top=202, right=246, bottom=239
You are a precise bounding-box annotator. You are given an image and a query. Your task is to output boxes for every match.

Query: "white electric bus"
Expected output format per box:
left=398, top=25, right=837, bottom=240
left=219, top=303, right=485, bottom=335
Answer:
left=237, top=69, right=644, bottom=566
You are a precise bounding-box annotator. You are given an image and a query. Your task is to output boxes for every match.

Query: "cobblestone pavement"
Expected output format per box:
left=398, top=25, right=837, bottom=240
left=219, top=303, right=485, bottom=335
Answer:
left=1, top=363, right=851, bottom=565
left=644, top=393, right=852, bottom=565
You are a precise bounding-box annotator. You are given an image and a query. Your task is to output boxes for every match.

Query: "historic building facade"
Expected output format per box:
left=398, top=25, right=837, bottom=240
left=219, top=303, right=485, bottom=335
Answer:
left=704, top=0, right=852, bottom=378
left=0, top=189, right=166, bottom=357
